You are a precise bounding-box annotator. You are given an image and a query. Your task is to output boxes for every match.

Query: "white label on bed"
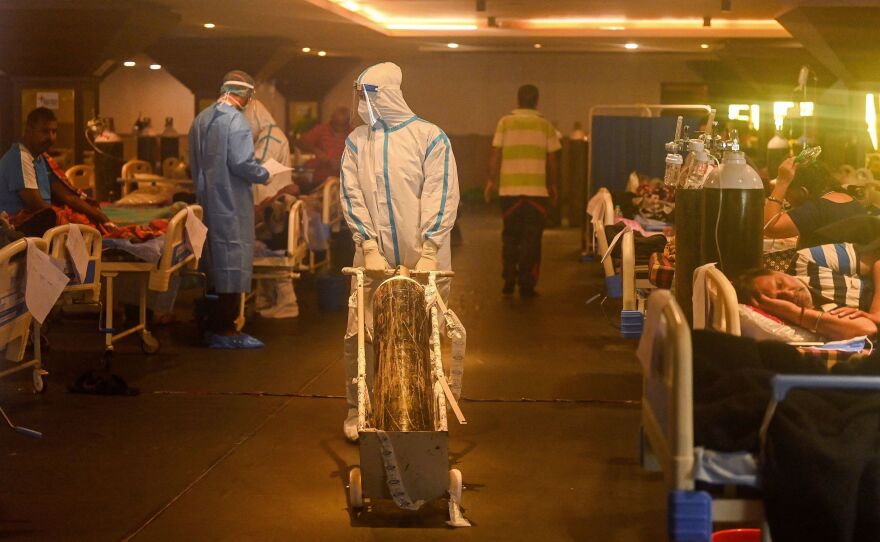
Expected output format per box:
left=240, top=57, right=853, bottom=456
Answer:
left=184, top=207, right=207, bottom=261
left=65, top=225, right=89, bottom=283
left=25, top=238, right=69, bottom=324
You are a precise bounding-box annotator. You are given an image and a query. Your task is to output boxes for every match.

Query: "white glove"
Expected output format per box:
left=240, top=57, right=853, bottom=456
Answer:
left=362, top=239, right=389, bottom=271
left=415, top=240, right=439, bottom=271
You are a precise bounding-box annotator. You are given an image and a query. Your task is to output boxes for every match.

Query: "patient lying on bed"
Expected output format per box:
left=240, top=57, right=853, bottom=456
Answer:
left=735, top=242, right=880, bottom=341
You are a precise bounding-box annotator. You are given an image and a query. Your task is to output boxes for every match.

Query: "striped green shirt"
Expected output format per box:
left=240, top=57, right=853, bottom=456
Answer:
left=492, top=108, right=561, bottom=197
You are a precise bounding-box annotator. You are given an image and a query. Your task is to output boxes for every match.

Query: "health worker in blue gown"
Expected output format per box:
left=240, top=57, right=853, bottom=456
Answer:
left=189, top=70, right=269, bottom=349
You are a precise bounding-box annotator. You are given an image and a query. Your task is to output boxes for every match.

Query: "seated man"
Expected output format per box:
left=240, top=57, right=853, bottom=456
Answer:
left=0, top=107, right=109, bottom=236
left=735, top=242, right=880, bottom=341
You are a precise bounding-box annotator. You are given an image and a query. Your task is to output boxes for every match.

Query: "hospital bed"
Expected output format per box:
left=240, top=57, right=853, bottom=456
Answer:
left=302, top=176, right=342, bottom=272
left=0, top=238, right=47, bottom=393
left=43, top=224, right=103, bottom=308
left=100, top=205, right=203, bottom=357
left=237, top=200, right=309, bottom=329
left=639, top=289, right=880, bottom=541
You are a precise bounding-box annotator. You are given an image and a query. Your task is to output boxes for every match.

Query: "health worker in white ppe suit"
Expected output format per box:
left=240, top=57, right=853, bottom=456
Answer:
left=340, top=62, right=460, bottom=442
left=243, top=99, right=300, bottom=319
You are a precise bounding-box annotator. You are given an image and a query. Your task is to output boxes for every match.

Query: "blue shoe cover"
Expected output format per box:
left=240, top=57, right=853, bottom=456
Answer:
left=207, top=333, right=265, bottom=349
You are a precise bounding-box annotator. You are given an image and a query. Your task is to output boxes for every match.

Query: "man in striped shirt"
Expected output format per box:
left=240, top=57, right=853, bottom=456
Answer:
left=485, top=84, right=561, bottom=297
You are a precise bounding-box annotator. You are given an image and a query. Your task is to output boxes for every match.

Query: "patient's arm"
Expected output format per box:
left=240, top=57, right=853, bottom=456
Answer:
left=755, top=294, right=877, bottom=340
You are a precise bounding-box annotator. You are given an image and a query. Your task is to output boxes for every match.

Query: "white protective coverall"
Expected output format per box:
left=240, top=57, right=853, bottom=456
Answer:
left=340, top=62, right=460, bottom=440
left=243, top=99, right=299, bottom=318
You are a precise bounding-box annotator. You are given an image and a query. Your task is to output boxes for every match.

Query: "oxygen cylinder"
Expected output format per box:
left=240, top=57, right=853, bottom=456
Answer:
left=673, top=188, right=704, bottom=325
left=94, top=118, right=123, bottom=202
left=160, top=117, right=179, bottom=163
left=767, top=132, right=790, bottom=180
left=701, top=151, right=764, bottom=281
left=135, top=117, right=159, bottom=169
left=371, top=277, right=435, bottom=432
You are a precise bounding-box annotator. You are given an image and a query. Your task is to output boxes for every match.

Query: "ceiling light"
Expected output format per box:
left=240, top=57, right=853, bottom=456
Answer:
left=599, top=25, right=626, bottom=31
left=700, top=43, right=710, bottom=49
left=317, top=51, right=327, bottom=57
left=624, top=42, right=639, bottom=50
left=203, top=23, right=215, bottom=29
left=149, top=64, right=161, bottom=70
left=302, top=47, right=311, bottom=53
left=447, top=42, right=460, bottom=49
left=533, top=43, right=542, bottom=49
left=386, top=23, right=478, bottom=31
left=123, top=61, right=136, bottom=67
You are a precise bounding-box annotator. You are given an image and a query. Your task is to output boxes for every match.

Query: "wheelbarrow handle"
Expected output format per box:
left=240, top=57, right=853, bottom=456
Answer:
left=342, top=266, right=455, bottom=278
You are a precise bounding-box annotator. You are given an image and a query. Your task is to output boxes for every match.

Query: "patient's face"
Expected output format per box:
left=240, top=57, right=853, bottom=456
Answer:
left=752, top=272, right=813, bottom=308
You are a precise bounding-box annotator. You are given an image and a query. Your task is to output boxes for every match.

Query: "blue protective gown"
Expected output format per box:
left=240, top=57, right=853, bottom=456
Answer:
left=189, top=102, right=269, bottom=293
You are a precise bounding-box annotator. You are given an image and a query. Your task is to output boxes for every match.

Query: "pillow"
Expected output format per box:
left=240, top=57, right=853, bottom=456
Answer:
left=738, top=304, right=823, bottom=343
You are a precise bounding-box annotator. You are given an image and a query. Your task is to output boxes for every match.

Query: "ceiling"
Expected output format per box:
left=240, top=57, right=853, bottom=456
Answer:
left=2, top=0, right=880, bottom=101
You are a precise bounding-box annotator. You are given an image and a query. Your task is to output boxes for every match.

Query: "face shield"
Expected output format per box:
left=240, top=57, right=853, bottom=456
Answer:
left=353, top=82, right=379, bottom=127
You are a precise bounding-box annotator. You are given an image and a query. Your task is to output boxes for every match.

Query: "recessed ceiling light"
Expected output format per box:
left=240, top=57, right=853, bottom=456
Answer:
left=447, top=42, right=460, bottom=49
left=700, top=43, right=710, bottom=49
left=203, top=23, right=215, bottom=29
left=533, top=43, right=542, bottom=49
left=600, top=25, right=626, bottom=31
left=302, top=47, right=311, bottom=53
left=317, top=51, right=327, bottom=57
left=123, top=61, right=136, bottom=67
left=624, top=42, right=639, bottom=50
left=149, top=64, right=161, bottom=70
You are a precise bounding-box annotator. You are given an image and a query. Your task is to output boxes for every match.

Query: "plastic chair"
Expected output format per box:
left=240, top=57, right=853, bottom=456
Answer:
left=65, top=165, right=95, bottom=195
left=120, top=159, right=153, bottom=196
left=161, top=157, right=180, bottom=178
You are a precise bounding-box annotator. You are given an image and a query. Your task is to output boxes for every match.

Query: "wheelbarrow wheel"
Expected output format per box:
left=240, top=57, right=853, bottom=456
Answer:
left=349, top=466, right=363, bottom=510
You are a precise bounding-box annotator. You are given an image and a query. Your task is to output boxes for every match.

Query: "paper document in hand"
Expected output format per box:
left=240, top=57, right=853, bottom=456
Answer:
left=64, top=225, right=89, bottom=283
left=262, top=157, right=293, bottom=177
left=184, top=207, right=207, bottom=260
left=25, top=239, right=69, bottom=324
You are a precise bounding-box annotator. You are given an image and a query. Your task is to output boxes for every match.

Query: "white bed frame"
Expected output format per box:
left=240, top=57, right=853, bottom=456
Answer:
left=305, top=176, right=342, bottom=272
left=693, top=265, right=741, bottom=335
left=639, top=290, right=766, bottom=540
left=237, top=200, right=309, bottom=330
left=621, top=229, right=655, bottom=313
left=100, top=205, right=203, bottom=356
left=43, top=224, right=103, bottom=306
left=0, top=238, right=47, bottom=392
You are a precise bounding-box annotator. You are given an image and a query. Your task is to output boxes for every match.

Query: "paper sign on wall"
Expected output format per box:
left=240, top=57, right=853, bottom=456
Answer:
left=36, top=92, right=60, bottom=110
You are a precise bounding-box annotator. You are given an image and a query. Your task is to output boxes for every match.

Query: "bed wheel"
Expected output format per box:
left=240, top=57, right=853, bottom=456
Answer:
left=140, top=332, right=160, bottom=354
left=349, top=466, right=363, bottom=510
left=32, top=369, right=47, bottom=394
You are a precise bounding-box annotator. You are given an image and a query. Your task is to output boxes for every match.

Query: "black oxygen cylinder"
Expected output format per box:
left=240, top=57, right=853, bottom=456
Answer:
left=160, top=117, right=179, bottom=163
left=701, top=151, right=764, bottom=281
left=136, top=117, right=159, bottom=169
left=673, top=188, right=704, bottom=325
left=94, top=141, right=123, bottom=202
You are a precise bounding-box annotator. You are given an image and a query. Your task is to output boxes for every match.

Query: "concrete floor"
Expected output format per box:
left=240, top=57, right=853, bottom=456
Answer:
left=0, top=204, right=666, bottom=541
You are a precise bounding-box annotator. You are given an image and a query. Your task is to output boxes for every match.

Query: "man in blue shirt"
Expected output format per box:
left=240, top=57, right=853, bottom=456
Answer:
left=0, top=107, right=108, bottom=235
